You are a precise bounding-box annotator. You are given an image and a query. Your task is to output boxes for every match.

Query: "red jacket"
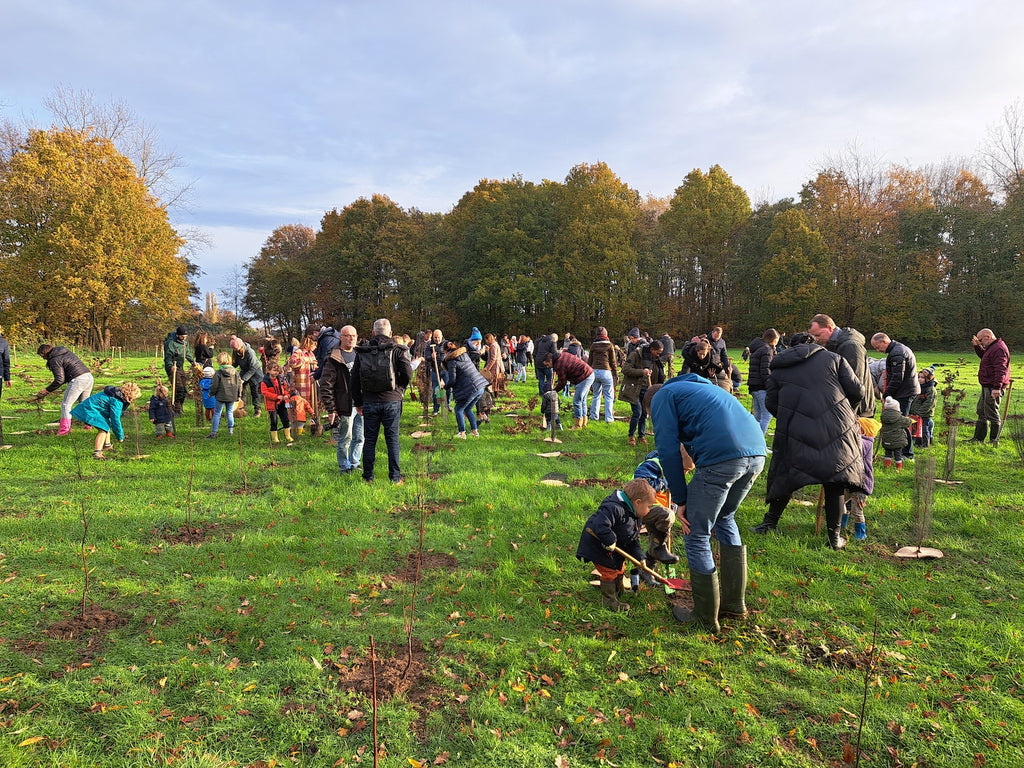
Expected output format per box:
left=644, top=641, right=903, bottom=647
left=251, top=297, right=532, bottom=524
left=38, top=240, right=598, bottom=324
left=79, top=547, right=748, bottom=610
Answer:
left=976, top=338, right=1011, bottom=389
left=260, top=375, right=290, bottom=410
left=552, top=351, right=594, bottom=390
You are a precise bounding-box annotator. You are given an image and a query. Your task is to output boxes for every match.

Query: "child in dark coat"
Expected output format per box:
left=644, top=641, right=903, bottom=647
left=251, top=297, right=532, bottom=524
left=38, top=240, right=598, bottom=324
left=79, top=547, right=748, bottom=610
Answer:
left=540, top=379, right=562, bottom=432
left=880, top=396, right=915, bottom=469
left=575, top=479, right=656, bottom=612
left=148, top=385, right=175, bottom=438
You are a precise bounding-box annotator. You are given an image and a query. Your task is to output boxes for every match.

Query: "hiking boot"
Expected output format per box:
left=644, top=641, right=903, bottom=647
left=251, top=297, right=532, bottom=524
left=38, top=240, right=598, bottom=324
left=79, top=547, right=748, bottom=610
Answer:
left=627, top=435, right=636, bottom=446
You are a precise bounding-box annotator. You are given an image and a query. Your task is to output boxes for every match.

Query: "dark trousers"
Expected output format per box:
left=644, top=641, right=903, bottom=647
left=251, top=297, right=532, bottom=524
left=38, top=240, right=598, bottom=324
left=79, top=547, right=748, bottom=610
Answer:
left=268, top=402, right=290, bottom=431
left=896, top=395, right=915, bottom=457
left=536, top=365, right=553, bottom=397
left=361, top=400, right=403, bottom=482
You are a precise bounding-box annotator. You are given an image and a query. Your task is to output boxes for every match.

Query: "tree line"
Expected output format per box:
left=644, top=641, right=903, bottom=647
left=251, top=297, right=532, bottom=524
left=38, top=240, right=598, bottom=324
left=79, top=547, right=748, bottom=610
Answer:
left=245, top=154, right=1024, bottom=348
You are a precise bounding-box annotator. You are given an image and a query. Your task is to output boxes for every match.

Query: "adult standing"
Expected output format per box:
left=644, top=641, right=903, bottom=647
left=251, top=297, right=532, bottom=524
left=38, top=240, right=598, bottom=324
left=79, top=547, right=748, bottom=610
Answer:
left=659, top=333, right=676, bottom=377
left=707, top=326, right=731, bottom=391
left=588, top=327, right=618, bottom=424
left=747, top=328, right=779, bottom=436
left=288, top=332, right=319, bottom=403
left=544, top=348, right=595, bottom=429
left=533, top=332, right=558, bottom=396
left=482, top=333, right=505, bottom=393
left=870, top=332, right=919, bottom=459
left=650, top=374, right=766, bottom=634
left=514, top=335, right=530, bottom=382
left=35, top=344, right=94, bottom=436
left=312, top=325, right=339, bottom=381
left=193, top=330, right=216, bottom=369
left=319, top=325, right=364, bottom=474
left=970, top=328, right=1011, bottom=445
left=351, top=318, right=413, bottom=485
left=0, top=326, right=10, bottom=404
left=621, top=339, right=665, bottom=446
left=808, top=314, right=875, bottom=417
left=230, top=335, right=264, bottom=415
left=427, top=329, right=452, bottom=414
left=163, top=325, right=194, bottom=381
left=750, top=333, right=865, bottom=550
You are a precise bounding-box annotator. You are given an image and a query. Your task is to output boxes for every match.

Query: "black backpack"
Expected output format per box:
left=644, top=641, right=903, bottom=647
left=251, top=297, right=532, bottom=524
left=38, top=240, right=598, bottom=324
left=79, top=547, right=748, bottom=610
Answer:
left=356, top=345, right=397, bottom=393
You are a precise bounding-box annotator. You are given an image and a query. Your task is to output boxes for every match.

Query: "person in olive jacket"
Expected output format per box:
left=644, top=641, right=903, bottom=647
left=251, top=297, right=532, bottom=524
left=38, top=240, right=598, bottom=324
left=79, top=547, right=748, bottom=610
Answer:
left=229, top=335, right=264, bottom=415
left=751, top=333, right=865, bottom=550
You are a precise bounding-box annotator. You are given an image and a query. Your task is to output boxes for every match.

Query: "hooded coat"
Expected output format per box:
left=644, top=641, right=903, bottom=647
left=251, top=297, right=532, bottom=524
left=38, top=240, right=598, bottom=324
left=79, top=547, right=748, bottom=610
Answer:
left=826, top=327, right=875, bottom=417
left=764, top=343, right=865, bottom=500
left=71, top=386, right=130, bottom=440
left=444, top=346, right=489, bottom=403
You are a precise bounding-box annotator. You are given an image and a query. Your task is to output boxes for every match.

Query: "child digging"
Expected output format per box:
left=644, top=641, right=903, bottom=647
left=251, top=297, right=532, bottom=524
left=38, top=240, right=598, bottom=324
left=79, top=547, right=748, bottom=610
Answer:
left=148, top=384, right=175, bottom=438
left=575, top=478, right=657, bottom=612
left=71, top=382, right=142, bottom=459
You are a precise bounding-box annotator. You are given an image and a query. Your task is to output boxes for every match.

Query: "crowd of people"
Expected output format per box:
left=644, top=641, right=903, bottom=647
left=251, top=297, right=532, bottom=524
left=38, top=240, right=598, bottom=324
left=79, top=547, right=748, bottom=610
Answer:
left=18, top=313, right=1013, bottom=636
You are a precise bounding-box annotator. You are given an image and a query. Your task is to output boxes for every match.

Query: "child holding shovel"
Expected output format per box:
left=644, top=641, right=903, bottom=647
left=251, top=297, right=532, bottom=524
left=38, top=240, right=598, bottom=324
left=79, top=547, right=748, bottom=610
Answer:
left=71, top=382, right=142, bottom=459
left=575, top=478, right=656, bottom=612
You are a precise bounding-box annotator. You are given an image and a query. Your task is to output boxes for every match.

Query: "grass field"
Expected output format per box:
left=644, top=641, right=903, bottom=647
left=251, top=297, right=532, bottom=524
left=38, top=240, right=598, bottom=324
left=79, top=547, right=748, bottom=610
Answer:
left=0, top=348, right=1022, bottom=768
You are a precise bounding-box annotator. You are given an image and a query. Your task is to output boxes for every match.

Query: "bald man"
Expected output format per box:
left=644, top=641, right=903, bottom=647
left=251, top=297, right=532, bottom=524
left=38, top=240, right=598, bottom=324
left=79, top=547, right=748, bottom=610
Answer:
left=970, top=328, right=1011, bottom=445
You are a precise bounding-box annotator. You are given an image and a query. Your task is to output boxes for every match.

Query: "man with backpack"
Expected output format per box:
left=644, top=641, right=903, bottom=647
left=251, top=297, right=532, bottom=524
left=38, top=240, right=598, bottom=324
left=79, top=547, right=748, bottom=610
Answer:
left=351, top=318, right=414, bottom=485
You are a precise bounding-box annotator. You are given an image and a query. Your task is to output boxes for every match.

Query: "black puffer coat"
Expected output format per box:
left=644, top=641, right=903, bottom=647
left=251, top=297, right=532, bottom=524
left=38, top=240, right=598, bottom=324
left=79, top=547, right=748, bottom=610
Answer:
left=444, top=347, right=489, bottom=403
left=746, top=338, right=774, bottom=392
left=764, top=343, right=866, bottom=501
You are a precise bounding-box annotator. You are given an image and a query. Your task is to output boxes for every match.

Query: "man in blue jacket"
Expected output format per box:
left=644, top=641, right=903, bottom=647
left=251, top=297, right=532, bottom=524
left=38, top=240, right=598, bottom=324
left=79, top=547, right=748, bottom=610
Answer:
left=650, top=374, right=766, bottom=633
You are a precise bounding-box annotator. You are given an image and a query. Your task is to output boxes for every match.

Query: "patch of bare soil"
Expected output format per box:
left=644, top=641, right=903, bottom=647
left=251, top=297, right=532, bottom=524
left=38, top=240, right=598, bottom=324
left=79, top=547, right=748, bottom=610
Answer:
left=570, top=477, right=620, bottom=488
left=391, top=551, right=458, bottom=583
left=42, top=603, right=127, bottom=642
left=503, top=417, right=533, bottom=435
left=326, top=641, right=434, bottom=703
left=154, top=520, right=237, bottom=545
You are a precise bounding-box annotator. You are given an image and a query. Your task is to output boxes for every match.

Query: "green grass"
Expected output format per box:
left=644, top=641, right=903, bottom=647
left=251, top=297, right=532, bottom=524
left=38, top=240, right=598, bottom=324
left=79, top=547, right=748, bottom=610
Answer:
left=1, top=350, right=1023, bottom=767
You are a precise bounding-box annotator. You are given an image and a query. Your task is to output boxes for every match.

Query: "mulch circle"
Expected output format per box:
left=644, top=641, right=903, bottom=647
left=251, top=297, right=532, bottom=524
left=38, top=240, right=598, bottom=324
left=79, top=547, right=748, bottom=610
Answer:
left=42, top=603, right=127, bottom=641
left=327, top=641, right=433, bottom=703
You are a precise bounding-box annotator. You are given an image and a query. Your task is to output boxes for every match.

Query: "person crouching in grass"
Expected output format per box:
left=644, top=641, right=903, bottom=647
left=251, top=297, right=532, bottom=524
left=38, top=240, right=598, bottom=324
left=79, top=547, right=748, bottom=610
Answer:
left=575, top=478, right=656, bottom=612
left=71, top=382, right=142, bottom=459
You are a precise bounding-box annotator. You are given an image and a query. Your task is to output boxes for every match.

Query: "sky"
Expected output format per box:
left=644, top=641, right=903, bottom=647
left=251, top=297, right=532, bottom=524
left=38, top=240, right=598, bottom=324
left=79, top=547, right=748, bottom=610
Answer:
left=3, top=0, right=1023, bottom=302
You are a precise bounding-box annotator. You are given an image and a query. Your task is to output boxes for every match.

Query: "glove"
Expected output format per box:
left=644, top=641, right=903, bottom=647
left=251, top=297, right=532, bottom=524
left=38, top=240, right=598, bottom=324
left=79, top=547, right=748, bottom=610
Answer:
left=630, top=573, right=640, bottom=593
left=640, top=571, right=658, bottom=587
left=602, top=538, right=617, bottom=551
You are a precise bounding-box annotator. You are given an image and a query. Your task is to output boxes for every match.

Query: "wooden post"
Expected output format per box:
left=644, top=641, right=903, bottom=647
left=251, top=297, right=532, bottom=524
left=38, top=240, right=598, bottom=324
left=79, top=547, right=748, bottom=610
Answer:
left=814, top=485, right=825, bottom=535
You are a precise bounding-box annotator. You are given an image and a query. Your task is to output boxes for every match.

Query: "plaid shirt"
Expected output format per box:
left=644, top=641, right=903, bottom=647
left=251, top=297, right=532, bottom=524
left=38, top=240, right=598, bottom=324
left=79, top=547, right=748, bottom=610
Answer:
left=552, top=351, right=594, bottom=389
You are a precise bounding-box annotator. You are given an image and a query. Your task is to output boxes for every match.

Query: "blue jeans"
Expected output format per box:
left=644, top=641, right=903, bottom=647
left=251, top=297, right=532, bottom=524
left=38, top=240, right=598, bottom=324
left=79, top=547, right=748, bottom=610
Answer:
left=514, top=362, right=527, bottom=382
left=334, top=410, right=364, bottom=471
left=572, top=373, right=595, bottom=419
left=455, top=387, right=485, bottom=433
left=683, top=455, right=765, bottom=575
left=536, top=366, right=553, bottom=397
left=211, top=401, right=236, bottom=434
left=750, top=390, right=770, bottom=435
left=361, top=400, right=403, bottom=482
left=589, top=370, right=615, bottom=421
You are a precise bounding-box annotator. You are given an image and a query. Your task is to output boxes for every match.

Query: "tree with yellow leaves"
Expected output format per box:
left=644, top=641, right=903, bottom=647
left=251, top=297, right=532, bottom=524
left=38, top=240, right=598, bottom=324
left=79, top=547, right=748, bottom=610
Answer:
left=0, top=127, right=189, bottom=348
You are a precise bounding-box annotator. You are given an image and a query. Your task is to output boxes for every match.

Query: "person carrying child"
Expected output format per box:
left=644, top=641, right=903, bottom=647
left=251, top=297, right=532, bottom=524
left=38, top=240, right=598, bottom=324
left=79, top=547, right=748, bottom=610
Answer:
left=575, top=479, right=657, bottom=612
left=842, top=416, right=879, bottom=540
left=71, top=382, right=142, bottom=460
left=148, top=385, right=175, bottom=438
left=207, top=352, right=242, bottom=438
left=910, top=368, right=937, bottom=448
left=260, top=362, right=293, bottom=445
left=880, top=396, right=915, bottom=469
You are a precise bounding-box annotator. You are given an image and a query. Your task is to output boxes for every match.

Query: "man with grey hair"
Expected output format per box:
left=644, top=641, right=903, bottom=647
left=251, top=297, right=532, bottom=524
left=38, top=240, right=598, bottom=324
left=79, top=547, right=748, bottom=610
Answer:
left=351, top=318, right=413, bottom=484
left=318, top=325, right=364, bottom=474
left=871, top=332, right=920, bottom=459
left=970, top=328, right=1011, bottom=445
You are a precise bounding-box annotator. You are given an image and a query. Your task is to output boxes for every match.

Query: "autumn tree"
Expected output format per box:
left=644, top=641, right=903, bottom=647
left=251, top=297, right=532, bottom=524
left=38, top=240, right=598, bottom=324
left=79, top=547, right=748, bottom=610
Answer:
left=243, top=224, right=318, bottom=339
left=758, top=208, right=829, bottom=333
left=660, top=165, right=751, bottom=333
left=0, top=127, right=189, bottom=347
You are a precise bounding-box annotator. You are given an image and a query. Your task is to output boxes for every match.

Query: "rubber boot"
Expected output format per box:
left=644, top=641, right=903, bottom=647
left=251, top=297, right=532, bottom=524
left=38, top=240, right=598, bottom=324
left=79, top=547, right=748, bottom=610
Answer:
left=751, top=505, right=782, bottom=534
left=671, top=571, right=720, bottom=633
left=883, top=457, right=892, bottom=468
left=825, top=503, right=847, bottom=550
left=57, top=417, right=72, bottom=436
left=283, top=427, right=294, bottom=444
left=969, top=420, right=987, bottom=443
left=270, top=430, right=280, bottom=444
left=990, top=421, right=1001, bottom=446
left=853, top=522, right=867, bottom=540
left=648, top=537, right=680, bottom=565
left=840, top=512, right=850, bottom=531
left=600, top=580, right=629, bottom=612
left=718, top=544, right=748, bottom=621
left=895, top=460, right=903, bottom=471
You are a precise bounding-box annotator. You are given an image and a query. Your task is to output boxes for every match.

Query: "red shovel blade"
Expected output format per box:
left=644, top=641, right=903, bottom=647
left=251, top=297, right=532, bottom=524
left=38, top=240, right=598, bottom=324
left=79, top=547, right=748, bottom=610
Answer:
left=662, top=577, right=690, bottom=591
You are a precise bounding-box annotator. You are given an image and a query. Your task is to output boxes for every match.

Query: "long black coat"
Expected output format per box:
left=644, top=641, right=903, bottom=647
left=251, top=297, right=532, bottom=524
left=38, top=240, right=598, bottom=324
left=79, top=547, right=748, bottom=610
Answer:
left=764, top=343, right=865, bottom=501
left=746, top=338, right=774, bottom=392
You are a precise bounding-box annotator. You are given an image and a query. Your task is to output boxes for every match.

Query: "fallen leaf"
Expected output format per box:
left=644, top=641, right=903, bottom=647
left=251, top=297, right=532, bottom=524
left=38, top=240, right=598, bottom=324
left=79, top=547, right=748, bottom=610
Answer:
left=18, top=736, right=45, bottom=747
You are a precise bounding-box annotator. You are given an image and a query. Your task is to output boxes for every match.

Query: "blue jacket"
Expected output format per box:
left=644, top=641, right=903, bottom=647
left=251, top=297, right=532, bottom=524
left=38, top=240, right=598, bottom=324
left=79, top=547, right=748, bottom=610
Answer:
left=71, top=386, right=129, bottom=441
left=200, top=378, right=216, bottom=409
left=650, top=374, right=766, bottom=504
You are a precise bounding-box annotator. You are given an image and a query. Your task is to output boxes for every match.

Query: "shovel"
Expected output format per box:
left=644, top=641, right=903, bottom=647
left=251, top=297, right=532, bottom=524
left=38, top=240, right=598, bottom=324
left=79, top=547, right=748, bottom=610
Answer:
left=586, top=528, right=689, bottom=591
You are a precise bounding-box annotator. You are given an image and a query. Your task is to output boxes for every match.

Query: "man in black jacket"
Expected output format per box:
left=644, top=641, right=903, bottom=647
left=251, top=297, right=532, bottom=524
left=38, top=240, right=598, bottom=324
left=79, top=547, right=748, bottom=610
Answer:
left=871, top=332, right=920, bottom=459
left=352, top=318, right=413, bottom=485
left=533, top=333, right=557, bottom=396
left=808, top=314, right=876, bottom=418
left=319, top=325, right=363, bottom=474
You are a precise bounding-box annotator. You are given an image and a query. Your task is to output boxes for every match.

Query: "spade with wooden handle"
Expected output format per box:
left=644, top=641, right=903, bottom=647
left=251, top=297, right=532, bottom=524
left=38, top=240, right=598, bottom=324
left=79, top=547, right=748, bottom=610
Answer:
left=586, top=528, right=689, bottom=591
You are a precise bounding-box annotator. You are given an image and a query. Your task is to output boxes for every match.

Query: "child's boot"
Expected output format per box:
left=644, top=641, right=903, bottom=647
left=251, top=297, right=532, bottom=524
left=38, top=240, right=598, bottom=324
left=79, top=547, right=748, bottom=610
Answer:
left=599, top=580, right=629, bottom=612
left=853, top=522, right=867, bottom=540
left=895, top=460, right=903, bottom=471
left=283, top=427, right=294, bottom=444
left=297, top=425, right=305, bottom=435
left=647, top=534, right=680, bottom=565
left=57, top=418, right=71, bottom=436
left=270, top=430, right=280, bottom=444
left=883, top=457, right=892, bottom=469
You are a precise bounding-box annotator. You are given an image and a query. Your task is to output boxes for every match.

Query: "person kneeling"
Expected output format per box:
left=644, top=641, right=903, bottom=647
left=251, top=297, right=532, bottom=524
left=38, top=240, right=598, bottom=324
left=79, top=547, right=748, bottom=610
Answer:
left=575, top=479, right=656, bottom=612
